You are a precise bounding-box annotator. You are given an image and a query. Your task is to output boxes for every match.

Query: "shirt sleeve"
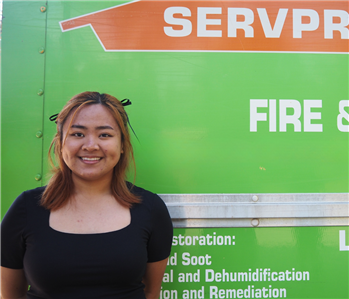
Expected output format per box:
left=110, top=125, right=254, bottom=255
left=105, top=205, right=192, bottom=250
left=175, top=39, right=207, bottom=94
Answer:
left=147, top=194, right=173, bottom=263
left=1, top=192, right=27, bottom=269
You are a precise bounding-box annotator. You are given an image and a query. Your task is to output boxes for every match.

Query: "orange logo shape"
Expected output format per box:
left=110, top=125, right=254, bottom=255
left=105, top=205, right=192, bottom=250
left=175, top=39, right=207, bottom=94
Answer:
left=60, top=0, right=349, bottom=53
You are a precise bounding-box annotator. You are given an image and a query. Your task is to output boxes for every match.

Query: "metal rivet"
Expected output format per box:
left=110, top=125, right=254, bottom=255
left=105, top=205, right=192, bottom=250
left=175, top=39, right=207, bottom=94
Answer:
left=40, top=6, right=46, bottom=13
left=37, top=89, right=44, bottom=96
left=35, top=174, right=42, bottom=181
left=252, top=195, right=259, bottom=202
left=251, top=219, right=259, bottom=227
left=39, top=47, right=45, bottom=54
left=36, top=131, right=43, bottom=138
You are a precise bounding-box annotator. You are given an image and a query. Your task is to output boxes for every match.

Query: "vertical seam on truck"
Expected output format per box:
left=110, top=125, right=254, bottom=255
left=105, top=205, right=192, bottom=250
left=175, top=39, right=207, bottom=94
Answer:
left=41, top=0, right=49, bottom=187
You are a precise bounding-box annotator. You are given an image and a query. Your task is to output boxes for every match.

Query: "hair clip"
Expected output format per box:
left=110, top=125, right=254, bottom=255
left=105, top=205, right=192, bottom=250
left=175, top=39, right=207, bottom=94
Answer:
left=49, top=113, right=58, bottom=123
left=122, top=99, right=139, bottom=141
left=121, top=99, right=132, bottom=106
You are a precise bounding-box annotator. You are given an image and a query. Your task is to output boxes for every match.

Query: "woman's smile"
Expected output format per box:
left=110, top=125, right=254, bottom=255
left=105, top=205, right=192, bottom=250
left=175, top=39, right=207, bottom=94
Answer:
left=80, top=156, right=103, bottom=163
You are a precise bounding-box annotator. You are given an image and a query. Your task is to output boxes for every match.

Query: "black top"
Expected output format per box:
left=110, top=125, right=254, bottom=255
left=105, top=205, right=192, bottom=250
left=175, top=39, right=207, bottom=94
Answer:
left=1, top=185, right=173, bottom=299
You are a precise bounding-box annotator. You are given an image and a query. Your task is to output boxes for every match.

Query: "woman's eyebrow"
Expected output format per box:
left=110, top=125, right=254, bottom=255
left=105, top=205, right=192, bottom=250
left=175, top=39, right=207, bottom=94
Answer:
left=96, top=125, right=114, bottom=130
left=70, top=125, right=114, bottom=130
left=71, top=125, right=86, bottom=129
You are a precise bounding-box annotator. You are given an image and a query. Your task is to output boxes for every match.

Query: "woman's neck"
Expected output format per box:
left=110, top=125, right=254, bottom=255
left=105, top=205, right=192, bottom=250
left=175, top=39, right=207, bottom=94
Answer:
left=71, top=174, right=113, bottom=202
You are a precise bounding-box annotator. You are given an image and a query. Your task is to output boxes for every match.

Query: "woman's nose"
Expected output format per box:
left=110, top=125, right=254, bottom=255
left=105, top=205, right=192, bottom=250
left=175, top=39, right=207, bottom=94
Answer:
left=82, top=136, right=99, bottom=151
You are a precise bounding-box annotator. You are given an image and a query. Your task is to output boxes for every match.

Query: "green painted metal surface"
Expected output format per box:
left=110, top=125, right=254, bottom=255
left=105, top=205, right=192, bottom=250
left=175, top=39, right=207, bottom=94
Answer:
left=1, top=0, right=47, bottom=216
left=41, top=0, right=348, bottom=195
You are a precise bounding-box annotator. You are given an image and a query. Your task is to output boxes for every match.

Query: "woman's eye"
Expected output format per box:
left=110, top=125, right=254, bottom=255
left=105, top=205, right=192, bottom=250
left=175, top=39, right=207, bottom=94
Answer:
left=72, top=132, right=84, bottom=137
left=100, top=133, right=112, bottom=138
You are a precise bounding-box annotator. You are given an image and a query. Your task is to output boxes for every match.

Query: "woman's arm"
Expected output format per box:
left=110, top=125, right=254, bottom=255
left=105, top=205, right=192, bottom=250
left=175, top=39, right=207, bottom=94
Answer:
left=143, top=258, right=168, bottom=299
left=0, top=267, right=28, bottom=299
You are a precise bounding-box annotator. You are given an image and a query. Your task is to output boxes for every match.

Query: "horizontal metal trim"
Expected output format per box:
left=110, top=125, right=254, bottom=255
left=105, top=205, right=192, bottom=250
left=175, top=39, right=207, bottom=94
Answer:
left=171, top=217, right=349, bottom=228
left=160, top=193, right=349, bottom=203
left=159, top=193, right=349, bottom=226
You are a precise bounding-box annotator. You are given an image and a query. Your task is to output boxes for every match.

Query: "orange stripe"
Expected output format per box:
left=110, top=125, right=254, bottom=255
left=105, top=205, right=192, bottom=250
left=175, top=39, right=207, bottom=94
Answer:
left=60, top=0, right=349, bottom=53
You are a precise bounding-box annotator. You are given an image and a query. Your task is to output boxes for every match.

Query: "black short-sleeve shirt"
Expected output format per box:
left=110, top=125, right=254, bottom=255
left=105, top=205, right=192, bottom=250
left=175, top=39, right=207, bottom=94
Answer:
left=1, top=185, right=173, bottom=299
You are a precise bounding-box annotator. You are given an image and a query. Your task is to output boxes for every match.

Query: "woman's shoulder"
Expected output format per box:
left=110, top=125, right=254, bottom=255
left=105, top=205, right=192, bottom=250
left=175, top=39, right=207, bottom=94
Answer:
left=17, top=186, right=46, bottom=205
left=128, top=183, right=173, bottom=240
left=7, top=186, right=47, bottom=214
left=129, top=183, right=158, bottom=197
left=2, top=187, right=46, bottom=232
left=128, top=183, right=167, bottom=210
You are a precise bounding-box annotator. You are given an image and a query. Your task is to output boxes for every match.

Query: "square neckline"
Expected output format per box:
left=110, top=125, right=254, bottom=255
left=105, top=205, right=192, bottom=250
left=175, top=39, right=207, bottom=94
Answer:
left=47, top=207, right=133, bottom=235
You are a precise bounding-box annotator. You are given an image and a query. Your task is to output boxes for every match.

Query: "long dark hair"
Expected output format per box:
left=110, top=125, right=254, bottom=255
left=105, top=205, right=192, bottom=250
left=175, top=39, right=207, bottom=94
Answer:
left=41, top=92, right=140, bottom=210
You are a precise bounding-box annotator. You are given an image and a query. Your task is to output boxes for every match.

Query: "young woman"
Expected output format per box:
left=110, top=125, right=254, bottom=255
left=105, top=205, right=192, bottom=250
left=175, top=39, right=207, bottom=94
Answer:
left=1, top=92, right=173, bottom=299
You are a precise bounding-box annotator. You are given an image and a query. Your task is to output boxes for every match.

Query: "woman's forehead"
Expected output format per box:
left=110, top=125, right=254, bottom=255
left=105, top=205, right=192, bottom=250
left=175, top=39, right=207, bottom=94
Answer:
left=64, top=104, right=119, bottom=129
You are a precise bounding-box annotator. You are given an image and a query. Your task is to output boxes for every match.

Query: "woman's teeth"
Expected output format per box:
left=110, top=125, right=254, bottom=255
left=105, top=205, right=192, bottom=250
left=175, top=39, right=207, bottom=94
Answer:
left=81, top=157, right=101, bottom=161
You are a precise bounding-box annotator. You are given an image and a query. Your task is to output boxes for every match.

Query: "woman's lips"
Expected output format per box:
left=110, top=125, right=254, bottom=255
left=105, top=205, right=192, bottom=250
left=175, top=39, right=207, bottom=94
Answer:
left=81, top=157, right=101, bottom=161
left=80, top=157, right=102, bottom=163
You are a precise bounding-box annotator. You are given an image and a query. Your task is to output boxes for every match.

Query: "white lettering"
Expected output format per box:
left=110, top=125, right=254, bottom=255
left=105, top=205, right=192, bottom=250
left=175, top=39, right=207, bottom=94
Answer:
left=210, top=286, right=218, bottom=298
left=182, top=252, right=190, bottom=266
left=164, top=7, right=192, bottom=37
left=206, top=269, right=214, bottom=282
left=251, top=99, right=326, bottom=132
left=272, top=272, right=278, bottom=281
left=339, top=230, right=349, bottom=251
left=228, top=8, right=254, bottom=37
left=324, top=10, right=349, bottom=39
left=250, top=99, right=268, bottom=132
left=279, top=99, right=302, bottom=132
left=172, top=236, right=178, bottom=246
left=257, top=8, right=288, bottom=38
left=337, top=100, right=349, bottom=132
left=269, top=99, right=277, bottom=132
left=167, top=252, right=177, bottom=265
left=164, top=6, right=349, bottom=42
left=185, top=235, right=192, bottom=245
left=303, top=100, right=322, bottom=132
left=293, top=9, right=320, bottom=38
left=197, top=7, right=222, bottom=37
left=182, top=252, right=212, bottom=266
left=160, top=288, right=177, bottom=299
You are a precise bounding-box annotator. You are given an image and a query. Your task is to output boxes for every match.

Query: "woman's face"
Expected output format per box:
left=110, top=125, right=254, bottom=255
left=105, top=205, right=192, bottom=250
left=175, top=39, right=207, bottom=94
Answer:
left=61, top=104, right=123, bottom=185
